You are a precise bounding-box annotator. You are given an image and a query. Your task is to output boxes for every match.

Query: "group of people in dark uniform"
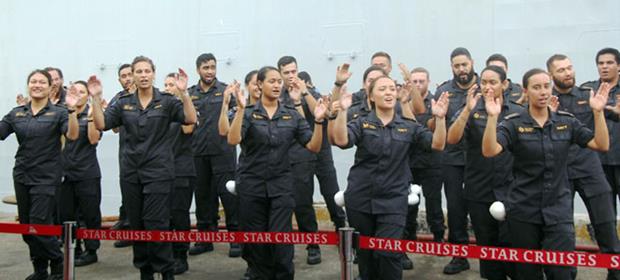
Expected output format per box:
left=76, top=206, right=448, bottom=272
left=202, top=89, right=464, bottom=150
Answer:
left=2, top=46, right=620, bottom=280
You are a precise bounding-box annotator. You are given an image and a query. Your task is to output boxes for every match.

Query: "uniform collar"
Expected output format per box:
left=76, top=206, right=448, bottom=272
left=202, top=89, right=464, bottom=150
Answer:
left=253, top=100, right=289, bottom=120
left=27, top=100, right=53, bottom=116
left=367, top=110, right=402, bottom=127
left=193, top=79, right=220, bottom=94
left=521, top=106, right=558, bottom=127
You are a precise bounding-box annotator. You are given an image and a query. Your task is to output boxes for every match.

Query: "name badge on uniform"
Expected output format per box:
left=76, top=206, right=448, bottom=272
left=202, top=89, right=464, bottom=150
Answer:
left=397, top=128, right=408, bottom=133
left=214, top=92, right=222, bottom=97
left=15, top=112, right=26, bottom=117
left=282, top=115, right=292, bottom=120
left=473, top=112, right=486, bottom=119
left=511, top=93, right=520, bottom=96
left=44, top=112, right=55, bottom=116
left=518, top=126, right=534, bottom=133
left=362, top=122, right=376, bottom=130
left=577, top=100, right=588, bottom=105
left=352, top=113, right=359, bottom=119
left=252, top=113, right=264, bottom=120
left=154, top=104, right=162, bottom=109
left=556, top=124, right=568, bottom=131
left=447, top=92, right=454, bottom=97
left=123, top=104, right=136, bottom=111
left=190, top=95, right=199, bottom=100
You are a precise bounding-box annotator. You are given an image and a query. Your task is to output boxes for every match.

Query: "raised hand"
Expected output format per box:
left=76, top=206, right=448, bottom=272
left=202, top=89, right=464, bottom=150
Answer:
left=235, top=87, right=246, bottom=109
left=175, top=68, right=189, bottom=93
left=335, top=63, right=352, bottom=84
left=339, top=85, right=353, bottom=110
left=466, top=84, right=481, bottom=111
left=16, top=93, right=29, bottom=106
left=483, top=90, right=502, bottom=117
left=289, top=78, right=304, bottom=102
left=223, top=81, right=238, bottom=106
left=590, top=82, right=611, bottom=112
left=548, top=95, right=559, bottom=112
left=313, top=99, right=328, bottom=121
left=65, top=83, right=80, bottom=108
left=87, top=75, right=103, bottom=98
left=398, top=63, right=411, bottom=82
left=431, top=92, right=449, bottom=118
left=100, top=98, right=109, bottom=110
left=605, top=93, right=620, bottom=115
left=398, top=81, right=413, bottom=101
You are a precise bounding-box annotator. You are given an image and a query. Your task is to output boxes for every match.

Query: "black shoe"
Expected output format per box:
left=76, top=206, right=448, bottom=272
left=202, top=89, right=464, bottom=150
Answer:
left=114, top=240, right=133, bottom=248
left=162, top=271, right=175, bottom=280
left=307, top=246, right=322, bottom=265
left=443, top=257, right=470, bottom=275
left=188, top=243, right=214, bottom=255
left=140, top=267, right=154, bottom=280
left=173, top=258, right=188, bottom=275
left=75, top=251, right=98, bottom=267
left=25, top=271, right=48, bottom=280
left=402, top=254, right=413, bottom=270
left=111, top=220, right=130, bottom=230
left=229, top=243, right=242, bottom=258
left=48, top=258, right=63, bottom=280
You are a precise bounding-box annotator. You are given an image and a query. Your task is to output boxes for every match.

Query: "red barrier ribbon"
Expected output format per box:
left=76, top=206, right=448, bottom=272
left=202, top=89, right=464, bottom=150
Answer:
left=0, top=222, right=62, bottom=236
left=77, top=229, right=339, bottom=245
left=359, top=236, right=620, bottom=269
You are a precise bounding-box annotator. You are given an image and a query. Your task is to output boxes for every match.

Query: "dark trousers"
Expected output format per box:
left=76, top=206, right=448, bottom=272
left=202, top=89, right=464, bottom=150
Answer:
left=347, top=209, right=405, bottom=280
left=441, top=165, right=468, bottom=244
left=193, top=155, right=238, bottom=233
left=508, top=219, right=576, bottom=280
left=122, top=180, right=174, bottom=273
left=239, top=193, right=295, bottom=280
left=118, top=179, right=129, bottom=224
left=293, top=161, right=318, bottom=238
left=405, top=167, right=445, bottom=240
left=572, top=176, right=620, bottom=277
left=59, top=178, right=102, bottom=251
left=315, top=149, right=346, bottom=228
left=171, top=177, right=194, bottom=257
left=603, top=164, right=620, bottom=214
left=468, top=201, right=512, bottom=280
left=14, top=182, right=63, bottom=262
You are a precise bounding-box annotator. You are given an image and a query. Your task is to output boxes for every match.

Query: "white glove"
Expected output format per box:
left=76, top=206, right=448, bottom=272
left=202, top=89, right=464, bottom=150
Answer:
left=225, top=180, right=237, bottom=195
left=489, top=201, right=506, bottom=221
left=334, top=190, right=345, bottom=207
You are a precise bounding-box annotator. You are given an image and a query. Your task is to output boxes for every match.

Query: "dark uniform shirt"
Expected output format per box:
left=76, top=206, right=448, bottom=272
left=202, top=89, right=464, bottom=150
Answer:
left=410, top=92, right=441, bottom=169
left=280, top=87, right=316, bottom=163
left=351, top=89, right=367, bottom=104
left=0, top=102, right=69, bottom=185
left=188, top=79, right=236, bottom=156
left=581, top=80, right=620, bottom=166
left=103, top=88, right=186, bottom=183
left=460, top=98, right=525, bottom=202
left=497, top=110, right=594, bottom=224
left=62, top=105, right=101, bottom=181
left=553, top=86, right=617, bottom=198
left=435, top=76, right=479, bottom=166
left=341, top=112, right=433, bottom=215
left=503, top=80, right=523, bottom=103
left=237, top=102, right=314, bottom=198
left=169, top=121, right=196, bottom=178
left=109, top=90, right=130, bottom=173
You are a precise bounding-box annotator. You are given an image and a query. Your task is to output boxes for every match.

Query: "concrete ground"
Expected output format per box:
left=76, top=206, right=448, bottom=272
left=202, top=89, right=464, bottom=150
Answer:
left=0, top=211, right=610, bottom=280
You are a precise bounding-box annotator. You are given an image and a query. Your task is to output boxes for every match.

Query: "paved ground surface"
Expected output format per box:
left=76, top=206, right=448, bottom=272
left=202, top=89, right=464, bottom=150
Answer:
left=0, top=212, right=609, bottom=279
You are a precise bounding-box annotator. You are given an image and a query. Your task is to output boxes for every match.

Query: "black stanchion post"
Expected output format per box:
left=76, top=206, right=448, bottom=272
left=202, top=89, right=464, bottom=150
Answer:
left=63, top=221, right=76, bottom=280
left=338, top=227, right=355, bottom=280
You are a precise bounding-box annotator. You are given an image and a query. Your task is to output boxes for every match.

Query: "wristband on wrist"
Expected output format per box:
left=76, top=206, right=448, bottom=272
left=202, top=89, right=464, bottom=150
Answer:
left=314, top=119, right=324, bottom=125
left=334, top=81, right=344, bottom=87
left=294, top=103, right=302, bottom=107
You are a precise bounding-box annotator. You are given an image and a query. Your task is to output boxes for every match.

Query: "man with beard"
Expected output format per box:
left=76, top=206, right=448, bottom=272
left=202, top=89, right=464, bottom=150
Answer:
left=432, top=47, right=478, bottom=275
left=486, top=54, right=524, bottom=103
left=352, top=51, right=393, bottom=104
left=582, top=48, right=620, bottom=213
left=548, top=54, right=620, bottom=280
left=277, top=55, right=323, bottom=265
left=108, top=64, right=135, bottom=248
left=44, top=67, right=66, bottom=105
left=187, top=53, right=240, bottom=257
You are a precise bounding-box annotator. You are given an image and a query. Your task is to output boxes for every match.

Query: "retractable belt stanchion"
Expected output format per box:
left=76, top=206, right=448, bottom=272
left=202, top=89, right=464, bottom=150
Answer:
left=63, top=221, right=76, bottom=280
left=338, top=227, right=355, bottom=280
